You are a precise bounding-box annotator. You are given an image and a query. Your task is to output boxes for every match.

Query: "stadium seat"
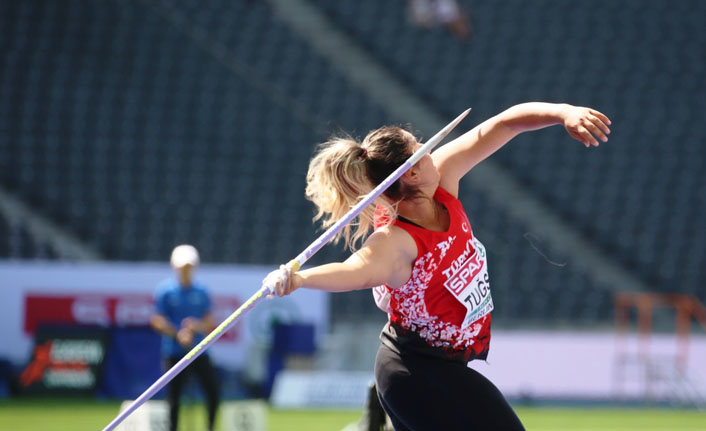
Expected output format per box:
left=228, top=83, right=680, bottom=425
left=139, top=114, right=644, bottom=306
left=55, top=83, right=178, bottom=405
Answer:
left=2, top=0, right=705, bottom=324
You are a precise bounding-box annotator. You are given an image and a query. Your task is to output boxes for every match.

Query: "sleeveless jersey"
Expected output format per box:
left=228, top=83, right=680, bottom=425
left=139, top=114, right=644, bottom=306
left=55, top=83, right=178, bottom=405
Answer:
left=373, top=187, right=493, bottom=362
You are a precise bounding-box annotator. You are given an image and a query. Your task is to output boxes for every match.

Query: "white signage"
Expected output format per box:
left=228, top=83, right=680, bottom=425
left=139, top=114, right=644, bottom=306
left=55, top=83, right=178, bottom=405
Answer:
left=0, top=261, right=329, bottom=370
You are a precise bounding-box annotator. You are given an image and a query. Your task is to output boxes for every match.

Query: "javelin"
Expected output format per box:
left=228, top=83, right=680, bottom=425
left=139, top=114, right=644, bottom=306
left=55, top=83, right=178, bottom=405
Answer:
left=101, top=108, right=470, bottom=431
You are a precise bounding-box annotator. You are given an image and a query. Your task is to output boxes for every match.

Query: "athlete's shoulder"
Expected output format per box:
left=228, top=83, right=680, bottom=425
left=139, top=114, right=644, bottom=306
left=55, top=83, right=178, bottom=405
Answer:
left=435, top=186, right=461, bottom=204
left=368, top=222, right=418, bottom=262
left=371, top=222, right=413, bottom=240
left=435, top=176, right=460, bottom=199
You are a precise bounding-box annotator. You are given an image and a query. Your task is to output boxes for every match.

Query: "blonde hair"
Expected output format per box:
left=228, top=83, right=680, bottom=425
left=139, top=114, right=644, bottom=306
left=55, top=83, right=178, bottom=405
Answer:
left=305, top=127, right=416, bottom=251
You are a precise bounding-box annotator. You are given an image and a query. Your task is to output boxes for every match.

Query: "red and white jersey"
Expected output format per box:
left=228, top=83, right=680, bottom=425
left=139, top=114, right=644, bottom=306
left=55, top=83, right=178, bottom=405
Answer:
left=373, top=187, right=493, bottom=362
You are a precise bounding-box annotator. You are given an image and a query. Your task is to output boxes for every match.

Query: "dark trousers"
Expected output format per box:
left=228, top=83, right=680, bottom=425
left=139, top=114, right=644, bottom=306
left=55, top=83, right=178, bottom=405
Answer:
left=374, top=343, right=525, bottom=431
left=166, top=355, right=220, bottom=431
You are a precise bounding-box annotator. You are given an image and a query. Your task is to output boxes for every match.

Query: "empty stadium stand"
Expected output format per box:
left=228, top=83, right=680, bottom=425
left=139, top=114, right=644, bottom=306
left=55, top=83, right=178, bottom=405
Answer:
left=1, top=0, right=704, bottom=325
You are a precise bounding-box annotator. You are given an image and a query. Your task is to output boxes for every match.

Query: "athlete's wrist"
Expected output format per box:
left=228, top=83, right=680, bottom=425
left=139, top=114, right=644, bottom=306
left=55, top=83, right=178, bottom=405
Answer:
left=291, top=272, right=304, bottom=291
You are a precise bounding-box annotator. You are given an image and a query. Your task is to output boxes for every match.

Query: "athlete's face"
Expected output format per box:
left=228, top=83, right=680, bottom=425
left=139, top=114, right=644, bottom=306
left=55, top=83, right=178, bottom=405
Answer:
left=405, top=132, right=440, bottom=187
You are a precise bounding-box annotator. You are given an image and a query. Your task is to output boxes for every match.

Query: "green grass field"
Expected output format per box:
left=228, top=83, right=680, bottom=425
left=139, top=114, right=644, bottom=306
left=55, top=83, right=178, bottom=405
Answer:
left=0, top=398, right=704, bottom=431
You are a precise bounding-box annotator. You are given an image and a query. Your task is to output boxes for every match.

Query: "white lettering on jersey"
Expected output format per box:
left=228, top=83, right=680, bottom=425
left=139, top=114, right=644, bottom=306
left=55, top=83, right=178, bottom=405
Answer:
left=441, top=238, right=475, bottom=279
left=436, top=235, right=456, bottom=259
left=373, top=284, right=392, bottom=313
left=442, top=237, right=493, bottom=328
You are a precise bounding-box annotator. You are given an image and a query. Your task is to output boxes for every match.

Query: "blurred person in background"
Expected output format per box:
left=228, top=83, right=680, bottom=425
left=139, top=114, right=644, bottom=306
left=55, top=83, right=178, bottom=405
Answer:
left=265, top=103, right=611, bottom=430
left=408, top=0, right=473, bottom=41
left=151, top=244, right=220, bottom=431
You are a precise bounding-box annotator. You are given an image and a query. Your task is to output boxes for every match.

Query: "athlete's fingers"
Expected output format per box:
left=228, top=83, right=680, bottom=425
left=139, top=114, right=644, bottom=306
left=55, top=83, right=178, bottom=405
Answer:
left=589, top=109, right=612, bottom=126
left=263, top=269, right=284, bottom=296
left=278, top=264, right=291, bottom=296
left=579, top=127, right=599, bottom=147
left=588, top=114, right=611, bottom=137
left=584, top=119, right=608, bottom=143
left=570, top=129, right=589, bottom=147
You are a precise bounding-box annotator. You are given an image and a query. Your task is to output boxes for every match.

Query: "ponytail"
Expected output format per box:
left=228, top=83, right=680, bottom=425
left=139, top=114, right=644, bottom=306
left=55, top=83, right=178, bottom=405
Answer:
left=306, top=137, right=376, bottom=250
left=305, top=126, right=417, bottom=251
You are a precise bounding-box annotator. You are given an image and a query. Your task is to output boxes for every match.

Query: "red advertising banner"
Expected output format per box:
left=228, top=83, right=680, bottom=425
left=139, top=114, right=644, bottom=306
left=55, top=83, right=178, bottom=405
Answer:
left=2, top=262, right=330, bottom=371
left=24, top=294, right=241, bottom=342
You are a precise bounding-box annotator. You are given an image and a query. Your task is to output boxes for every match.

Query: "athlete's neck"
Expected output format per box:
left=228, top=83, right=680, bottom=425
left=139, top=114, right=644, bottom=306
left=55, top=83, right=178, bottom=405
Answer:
left=398, top=189, right=448, bottom=232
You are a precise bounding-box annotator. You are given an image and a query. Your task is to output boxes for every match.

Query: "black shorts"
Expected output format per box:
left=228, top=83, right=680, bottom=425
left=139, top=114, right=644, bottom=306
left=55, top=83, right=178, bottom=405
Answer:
left=374, top=342, right=525, bottom=431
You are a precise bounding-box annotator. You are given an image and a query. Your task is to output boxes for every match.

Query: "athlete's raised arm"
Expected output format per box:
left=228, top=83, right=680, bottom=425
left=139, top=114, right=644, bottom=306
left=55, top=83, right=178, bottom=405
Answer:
left=433, top=102, right=611, bottom=196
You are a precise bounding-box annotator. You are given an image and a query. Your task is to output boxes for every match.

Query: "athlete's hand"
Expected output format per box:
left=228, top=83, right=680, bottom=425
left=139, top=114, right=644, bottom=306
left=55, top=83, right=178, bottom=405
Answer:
left=263, top=264, right=298, bottom=297
left=561, top=106, right=611, bottom=148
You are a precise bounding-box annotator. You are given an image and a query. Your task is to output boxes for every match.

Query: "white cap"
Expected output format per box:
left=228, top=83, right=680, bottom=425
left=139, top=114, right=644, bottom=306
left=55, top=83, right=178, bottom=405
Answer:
left=170, top=244, right=200, bottom=268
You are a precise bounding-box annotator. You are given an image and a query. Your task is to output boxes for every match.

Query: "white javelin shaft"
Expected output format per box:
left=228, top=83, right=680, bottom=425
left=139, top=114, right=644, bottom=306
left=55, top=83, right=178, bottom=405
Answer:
left=101, top=108, right=469, bottom=431
left=289, top=107, right=471, bottom=269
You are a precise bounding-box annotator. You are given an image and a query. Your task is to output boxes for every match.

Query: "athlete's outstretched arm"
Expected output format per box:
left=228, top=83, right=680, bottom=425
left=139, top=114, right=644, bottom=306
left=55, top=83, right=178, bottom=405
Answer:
left=433, top=103, right=611, bottom=196
left=264, top=227, right=416, bottom=296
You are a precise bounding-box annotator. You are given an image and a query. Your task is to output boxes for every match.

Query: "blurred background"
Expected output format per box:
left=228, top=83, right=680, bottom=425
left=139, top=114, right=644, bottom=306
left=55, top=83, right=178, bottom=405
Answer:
left=1, top=0, right=705, bottom=430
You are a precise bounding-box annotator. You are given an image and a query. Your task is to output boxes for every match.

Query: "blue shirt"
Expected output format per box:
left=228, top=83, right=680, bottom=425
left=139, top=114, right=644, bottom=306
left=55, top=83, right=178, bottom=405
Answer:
left=154, top=278, right=212, bottom=358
